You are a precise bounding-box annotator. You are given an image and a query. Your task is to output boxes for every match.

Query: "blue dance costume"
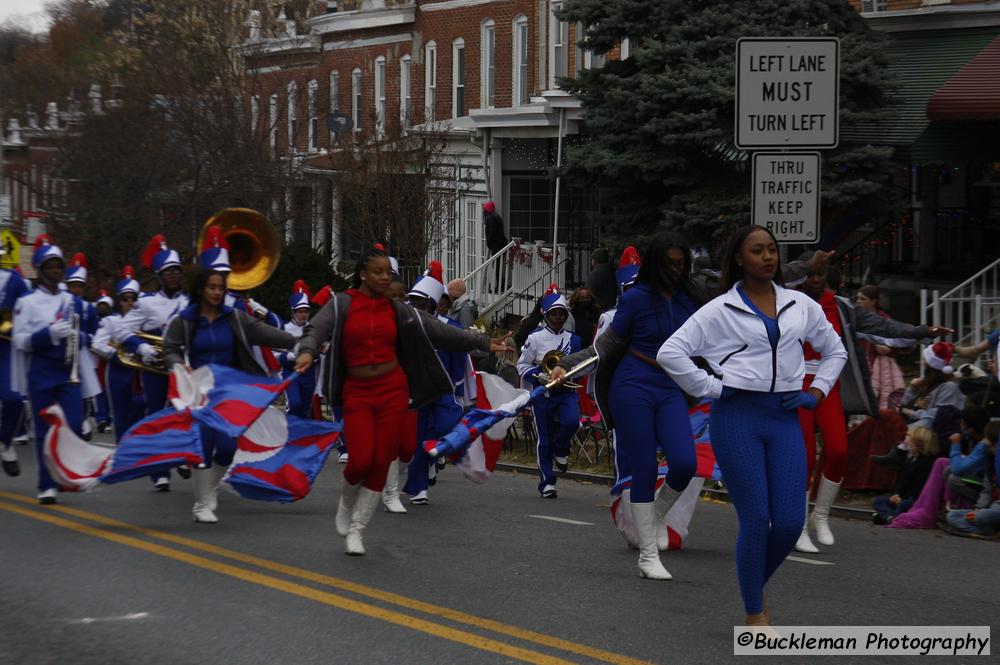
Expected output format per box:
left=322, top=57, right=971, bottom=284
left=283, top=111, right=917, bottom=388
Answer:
left=181, top=305, right=238, bottom=466
left=608, top=283, right=698, bottom=503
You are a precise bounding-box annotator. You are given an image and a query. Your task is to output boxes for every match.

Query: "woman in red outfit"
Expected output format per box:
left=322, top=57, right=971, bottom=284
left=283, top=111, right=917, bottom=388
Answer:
left=295, top=248, right=510, bottom=555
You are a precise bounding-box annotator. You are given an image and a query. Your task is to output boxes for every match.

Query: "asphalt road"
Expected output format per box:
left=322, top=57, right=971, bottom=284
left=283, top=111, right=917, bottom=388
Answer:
left=2, top=436, right=997, bottom=665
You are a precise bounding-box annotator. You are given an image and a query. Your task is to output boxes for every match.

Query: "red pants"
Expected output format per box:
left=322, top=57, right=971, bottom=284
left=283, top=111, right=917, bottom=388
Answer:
left=798, top=375, right=848, bottom=486
left=341, top=365, right=410, bottom=492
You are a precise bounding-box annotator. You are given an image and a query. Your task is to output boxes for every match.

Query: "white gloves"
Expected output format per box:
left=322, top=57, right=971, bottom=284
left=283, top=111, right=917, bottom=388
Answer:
left=49, top=320, right=73, bottom=344
left=137, top=343, right=159, bottom=364
left=247, top=298, right=269, bottom=320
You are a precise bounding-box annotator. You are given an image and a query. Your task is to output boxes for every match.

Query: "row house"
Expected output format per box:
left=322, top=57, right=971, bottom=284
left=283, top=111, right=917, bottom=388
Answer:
left=243, top=0, right=621, bottom=296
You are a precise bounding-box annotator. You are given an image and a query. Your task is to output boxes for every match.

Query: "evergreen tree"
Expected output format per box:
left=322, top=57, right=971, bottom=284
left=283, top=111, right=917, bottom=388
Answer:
left=557, top=0, right=898, bottom=245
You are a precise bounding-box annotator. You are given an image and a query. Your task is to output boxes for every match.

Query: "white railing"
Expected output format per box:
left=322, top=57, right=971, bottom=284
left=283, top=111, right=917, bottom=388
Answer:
left=920, top=256, right=1000, bottom=370
left=463, top=238, right=568, bottom=321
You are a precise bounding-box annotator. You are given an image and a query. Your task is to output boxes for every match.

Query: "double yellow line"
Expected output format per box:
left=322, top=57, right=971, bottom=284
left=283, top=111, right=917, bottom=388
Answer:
left=0, top=491, right=652, bottom=665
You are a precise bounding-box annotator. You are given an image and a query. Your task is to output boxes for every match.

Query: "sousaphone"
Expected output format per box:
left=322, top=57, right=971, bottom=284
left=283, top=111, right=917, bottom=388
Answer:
left=197, top=208, right=281, bottom=291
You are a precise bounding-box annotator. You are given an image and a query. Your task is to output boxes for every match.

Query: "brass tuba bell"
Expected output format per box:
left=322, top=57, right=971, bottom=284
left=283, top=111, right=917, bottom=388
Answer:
left=198, top=208, right=281, bottom=291
left=539, top=350, right=581, bottom=389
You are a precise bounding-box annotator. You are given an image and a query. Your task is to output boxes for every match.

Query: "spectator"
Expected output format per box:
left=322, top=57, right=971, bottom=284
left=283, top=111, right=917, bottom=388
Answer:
left=514, top=295, right=544, bottom=350
left=944, top=414, right=996, bottom=508
left=569, top=287, right=602, bottom=348
left=900, top=343, right=966, bottom=429
left=855, top=285, right=911, bottom=410
left=585, top=248, right=618, bottom=312
left=483, top=201, right=508, bottom=292
left=436, top=294, right=452, bottom=318
left=447, top=279, right=479, bottom=329
left=871, top=426, right=939, bottom=525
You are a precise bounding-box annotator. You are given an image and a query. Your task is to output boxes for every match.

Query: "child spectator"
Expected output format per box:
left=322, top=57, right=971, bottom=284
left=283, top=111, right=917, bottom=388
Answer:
left=872, top=426, right=939, bottom=525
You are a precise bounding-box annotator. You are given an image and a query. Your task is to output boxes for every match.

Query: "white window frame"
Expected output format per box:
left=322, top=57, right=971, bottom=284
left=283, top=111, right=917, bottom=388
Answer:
left=307, top=79, right=318, bottom=151
left=424, top=41, right=437, bottom=123
left=400, top=55, right=412, bottom=127
left=620, top=37, right=631, bottom=60
left=452, top=38, right=465, bottom=119
left=512, top=15, right=529, bottom=106
left=480, top=20, right=495, bottom=109
left=549, top=2, right=568, bottom=88
left=287, top=80, right=298, bottom=152
left=374, top=56, right=386, bottom=135
left=328, top=69, right=340, bottom=142
left=351, top=68, right=362, bottom=133
left=250, top=95, right=260, bottom=134
left=268, top=93, right=278, bottom=154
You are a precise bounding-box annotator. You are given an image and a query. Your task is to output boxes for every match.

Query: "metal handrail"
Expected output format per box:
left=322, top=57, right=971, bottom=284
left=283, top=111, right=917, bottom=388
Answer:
left=462, top=238, right=518, bottom=284
left=485, top=256, right=570, bottom=322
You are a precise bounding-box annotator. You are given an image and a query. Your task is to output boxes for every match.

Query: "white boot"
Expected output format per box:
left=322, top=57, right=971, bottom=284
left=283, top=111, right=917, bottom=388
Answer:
left=795, top=493, right=819, bottom=553
left=631, top=502, right=672, bottom=580
left=192, top=468, right=219, bottom=523
left=810, top=476, right=841, bottom=546
left=346, top=487, right=380, bottom=556
left=653, top=482, right=682, bottom=550
left=336, top=481, right=362, bottom=536
left=382, top=462, right=408, bottom=514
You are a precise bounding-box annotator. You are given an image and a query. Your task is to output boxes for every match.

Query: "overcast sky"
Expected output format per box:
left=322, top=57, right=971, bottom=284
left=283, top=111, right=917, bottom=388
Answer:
left=0, top=0, right=52, bottom=32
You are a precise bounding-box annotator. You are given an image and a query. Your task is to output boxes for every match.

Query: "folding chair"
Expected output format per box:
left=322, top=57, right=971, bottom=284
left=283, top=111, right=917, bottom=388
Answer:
left=575, top=411, right=609, bottom=465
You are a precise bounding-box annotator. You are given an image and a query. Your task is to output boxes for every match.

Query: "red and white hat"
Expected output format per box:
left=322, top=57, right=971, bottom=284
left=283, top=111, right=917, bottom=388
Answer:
left=141, top=234, right=181, bottom=273
left=32, top=234, right=63, bottom=268
left=116, top=265, right=140, bottom=295
left=289, top=279, right=312, bottom=310
left=200, top=226, right=231, bottom=272
left=65, top=252, right=88, bottom=283
left=541, top=283, right=568, bottom=314
left=922, top=342, right=955, bottom=374
left=616, top=246, right=641, bottom=290
left=408, top=260, right=445, bottom=303
left=96, top=289, right=113, bottom=308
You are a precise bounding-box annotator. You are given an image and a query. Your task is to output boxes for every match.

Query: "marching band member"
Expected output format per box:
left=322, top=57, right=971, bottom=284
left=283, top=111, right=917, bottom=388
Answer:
left=12, top=236, right=95, bottom=503
left=90, top=267, right=146, bottom=442
left=657, top=226, right=847, bottom=627
left=281, top=280, right=317, bottom=419
left=516, top=284, right=581, bottom=499
left=113, top=234, right=187, bottom=491
left=294, top=247, right=510, bottom=556
left=162, top=257, right=295, bottom=523
left=396, top=262, right=466, bottom=509
left=91, top=290, right=113, bottom=432
left=64, top=253, right=101, bottom=439
left=0, top=255, right=30, bottom=477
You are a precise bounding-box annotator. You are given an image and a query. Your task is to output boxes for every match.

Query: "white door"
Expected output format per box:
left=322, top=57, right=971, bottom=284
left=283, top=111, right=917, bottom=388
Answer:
left=462, top=195, right=487, bottom=277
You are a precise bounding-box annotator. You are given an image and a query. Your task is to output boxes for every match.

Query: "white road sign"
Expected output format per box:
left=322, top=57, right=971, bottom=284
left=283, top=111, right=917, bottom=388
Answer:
left=735, top=37, right=839, bottom=149
left=752, top=152, right=821, bottom=243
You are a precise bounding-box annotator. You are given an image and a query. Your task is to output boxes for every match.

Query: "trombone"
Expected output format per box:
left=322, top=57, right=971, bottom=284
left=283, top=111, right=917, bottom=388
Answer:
left=538, top=350, right=583, bottom=389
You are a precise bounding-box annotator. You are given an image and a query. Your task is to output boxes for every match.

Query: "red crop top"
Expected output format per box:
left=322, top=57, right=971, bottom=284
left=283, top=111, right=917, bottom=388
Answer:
left=342, top=289, right=398, bottom=367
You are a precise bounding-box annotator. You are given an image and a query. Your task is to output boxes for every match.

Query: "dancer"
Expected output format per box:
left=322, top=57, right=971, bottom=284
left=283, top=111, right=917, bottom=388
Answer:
left=162, top=258, right=295, bottom=523
left=0, top=257, right=30, bottom=477
left=90, top=267, right=146, bottom=442
left=12, top=236, right=95, bottom=503
left=516, top=284, right=581, bottom=499
left=657, top=225, right=847, bottom=627
left=294, top=247, right=510, bottom=555
left=114, top=235, right=188, bottom=491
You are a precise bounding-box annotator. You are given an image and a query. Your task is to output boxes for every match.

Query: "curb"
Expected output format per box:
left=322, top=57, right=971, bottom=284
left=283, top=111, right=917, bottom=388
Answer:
left=496, top=461, right=875, bottom=521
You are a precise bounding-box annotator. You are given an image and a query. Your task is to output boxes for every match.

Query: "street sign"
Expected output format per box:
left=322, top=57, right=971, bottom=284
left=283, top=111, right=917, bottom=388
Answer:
left=0, top=229, right=21, bottom=268
left=0, top=195, right=10, bottom=227
left=326, top=111, right=353, bottom=135
left=735, top=37, right=839, bottom=149
left=752, top=152, right=821, bottom=243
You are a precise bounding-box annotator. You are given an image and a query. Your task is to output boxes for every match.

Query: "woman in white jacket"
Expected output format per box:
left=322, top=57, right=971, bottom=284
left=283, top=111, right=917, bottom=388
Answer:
left=657, top=226, right=847, bottom=628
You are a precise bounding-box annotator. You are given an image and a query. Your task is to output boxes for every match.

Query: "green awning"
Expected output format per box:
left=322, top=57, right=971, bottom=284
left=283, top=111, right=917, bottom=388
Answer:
left=842, top=27, right=1000, bottom=149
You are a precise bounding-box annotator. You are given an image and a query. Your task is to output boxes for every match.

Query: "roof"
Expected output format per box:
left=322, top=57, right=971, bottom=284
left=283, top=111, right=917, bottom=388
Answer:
left=842, top=27, right=1000, bottom=147
left=927, top=35, right=1000, bottom=120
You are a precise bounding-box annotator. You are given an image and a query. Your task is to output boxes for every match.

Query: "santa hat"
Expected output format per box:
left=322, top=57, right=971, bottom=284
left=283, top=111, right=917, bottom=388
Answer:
left=923, top=342, right=955, bottom=375
left=115, top=265, right=140, bottom=295
left=65, top=252, right=88, bottom=283
left=541, top=283, right=568, bottom=315
left=199, top=226, right=231, bottom=272
left=32, top=234, right=64, bottom=268
left=483, top=201, right=496, bottom=214
left=141, top=234, right=181, bottom=273
left=616, top=246, right=641, bottom=290
left=289, top=279, right=312, bottom=310
left=407, top=260, right=445, bottom=303
left=96, top=289, right=113, bottom=308
left=311, top=284, right=333, bottom=307
left=373, top=242, right=399, bottom=276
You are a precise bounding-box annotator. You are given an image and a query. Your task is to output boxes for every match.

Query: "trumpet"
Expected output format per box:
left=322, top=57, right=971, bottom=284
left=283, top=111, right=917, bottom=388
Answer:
left=66, top=313, right=81, bottom=384
left=538, top=350, right=583, bottom=389
left=115, top=332, right=169, bottom=375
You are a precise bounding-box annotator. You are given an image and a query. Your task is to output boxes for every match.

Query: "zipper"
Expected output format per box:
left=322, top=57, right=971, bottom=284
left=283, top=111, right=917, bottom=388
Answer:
left=719, top=344, right=748, bottom=366
left=769, top=301, right=795, bottom=393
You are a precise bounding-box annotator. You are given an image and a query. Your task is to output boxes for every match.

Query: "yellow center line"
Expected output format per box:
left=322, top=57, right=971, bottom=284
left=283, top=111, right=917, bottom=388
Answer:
left=0, top=492, right=653, bottom=665
left=0, top=499, right=582, bottom=665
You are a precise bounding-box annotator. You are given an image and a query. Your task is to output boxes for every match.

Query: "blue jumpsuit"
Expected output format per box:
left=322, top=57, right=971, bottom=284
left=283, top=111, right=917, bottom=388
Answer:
left=608, top=283, right=698, bottom=503
left=91, top=314, right=146, bottom=442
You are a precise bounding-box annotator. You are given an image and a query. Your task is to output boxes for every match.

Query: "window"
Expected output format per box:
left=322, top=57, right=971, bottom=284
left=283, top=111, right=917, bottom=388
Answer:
left=287, top=81, right=298, bottom=151
left=374, top=56, right=386, bottom=134
left=861, top=0, right=887, bottom=11
left=424, top=41, right=437, bottom=123
left=268, top=93, right=278, bottom=154
left=452, top=38, right=465, bottom=118
left=307, top=79, right=318, bottom=151
left=328, top=70, right=340, bottom=141
left=250, top=95, right=259, bottom=134
left=351, top=68, right=361, bottom=132
left=400, top=55, right=412, bottom=127
left=513, top=16, right=529, bottom=106
left=550, top=2, right=568, bottom=87
left=481, top=20, right=495, bottom=109
left=620, top=37, right=631, bottom=60
left=577, top=24, right=604, bottom=71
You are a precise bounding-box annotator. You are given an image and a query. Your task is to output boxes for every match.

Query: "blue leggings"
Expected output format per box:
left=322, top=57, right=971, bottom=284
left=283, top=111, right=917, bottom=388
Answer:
left=710, top=390, right=806, bottom=615
left=609, top=360, right=695, bottom=503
